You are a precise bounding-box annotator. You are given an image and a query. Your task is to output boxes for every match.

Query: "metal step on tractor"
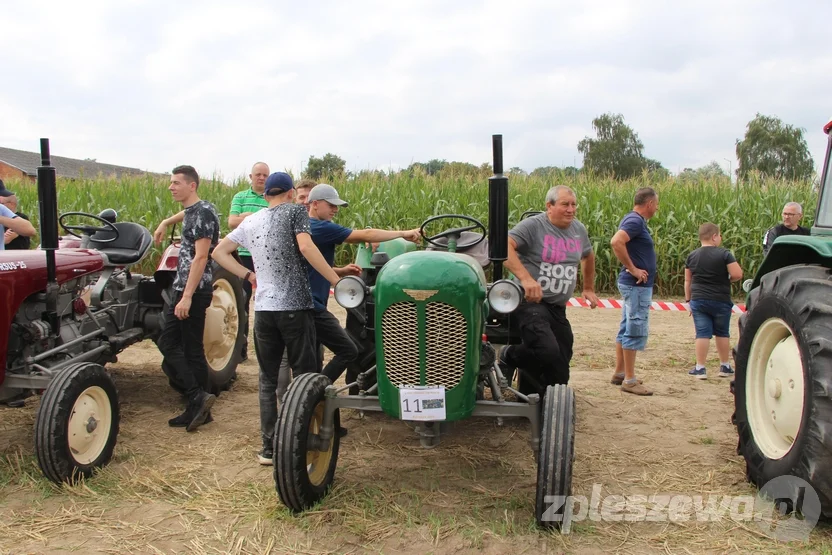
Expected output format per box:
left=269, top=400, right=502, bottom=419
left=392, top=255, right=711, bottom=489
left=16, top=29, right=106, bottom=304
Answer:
left=733, top=118, right=832, bottom=520
left=272, top=135, right=576, bottom=531
left=0, top=139, right=245, bottom=483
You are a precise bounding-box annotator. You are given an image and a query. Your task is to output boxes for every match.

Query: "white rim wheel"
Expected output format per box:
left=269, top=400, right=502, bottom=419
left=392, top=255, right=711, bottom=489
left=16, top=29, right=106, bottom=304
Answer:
left=746, top=317, right=805, bottom=460
left=68, top=385, right=113, bottom=465
left=204, top=278, right=239, bottom=371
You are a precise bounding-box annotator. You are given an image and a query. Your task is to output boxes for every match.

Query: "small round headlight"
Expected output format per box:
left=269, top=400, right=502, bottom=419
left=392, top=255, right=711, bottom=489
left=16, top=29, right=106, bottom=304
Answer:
left=742, top=279, right=753, bottom=293
left=334, top=276, right=366, bottom=309
left=488, top=279, right=523, bottom=314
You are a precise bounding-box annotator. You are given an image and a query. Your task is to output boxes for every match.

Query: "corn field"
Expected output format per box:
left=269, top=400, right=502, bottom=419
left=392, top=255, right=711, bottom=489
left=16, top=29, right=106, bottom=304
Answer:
left=3, top=173, right=816, bottom=298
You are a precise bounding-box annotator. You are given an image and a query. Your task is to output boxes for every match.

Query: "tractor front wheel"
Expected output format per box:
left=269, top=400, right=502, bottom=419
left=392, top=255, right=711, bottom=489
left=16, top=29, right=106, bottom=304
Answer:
left=34, top=362, right=120, bottom=483
left=274, top=373, right=341, bottom=512
left=734, top=265, right=832, bottom=517
left=535, top=384, right=576, bottom=530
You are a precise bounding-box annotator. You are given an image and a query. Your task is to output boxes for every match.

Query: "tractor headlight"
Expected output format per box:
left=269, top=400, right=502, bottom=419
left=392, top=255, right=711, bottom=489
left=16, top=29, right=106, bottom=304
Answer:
left=742, top=279, right=753, bottom=293
left=488, top=280, right=523, bottom=314
left=334, top=276, right=366, bottom=309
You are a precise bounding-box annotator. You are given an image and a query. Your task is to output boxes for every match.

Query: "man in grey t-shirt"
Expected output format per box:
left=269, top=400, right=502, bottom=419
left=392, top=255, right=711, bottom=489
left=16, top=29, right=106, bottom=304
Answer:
left=501, top=185, right=599, bottom=393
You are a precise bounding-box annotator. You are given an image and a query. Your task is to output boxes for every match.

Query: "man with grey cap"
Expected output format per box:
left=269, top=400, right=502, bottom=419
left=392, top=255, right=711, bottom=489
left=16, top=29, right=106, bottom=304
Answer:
left=307, top=183, right=421, bottom=387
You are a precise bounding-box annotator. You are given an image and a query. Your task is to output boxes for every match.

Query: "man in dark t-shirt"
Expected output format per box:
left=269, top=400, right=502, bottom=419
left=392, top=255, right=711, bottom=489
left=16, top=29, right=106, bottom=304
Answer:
left=762, top=201, right=810, bottom=255
left=610, top=187, right=659, bottom=396
left=306, top=184, right=421, bottom=385
left=154, top=165, right=219, bottom=432
left=684, top=223, right=743, bottom=379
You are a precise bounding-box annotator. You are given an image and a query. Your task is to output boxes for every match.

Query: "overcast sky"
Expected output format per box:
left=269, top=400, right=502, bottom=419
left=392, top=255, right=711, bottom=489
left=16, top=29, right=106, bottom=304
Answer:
left=2, top=0, right=830, bottom=182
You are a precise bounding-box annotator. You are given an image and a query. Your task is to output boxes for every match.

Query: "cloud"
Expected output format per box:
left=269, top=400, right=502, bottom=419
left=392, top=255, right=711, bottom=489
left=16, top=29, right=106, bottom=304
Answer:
left=1, top=0, right=830, bottom=182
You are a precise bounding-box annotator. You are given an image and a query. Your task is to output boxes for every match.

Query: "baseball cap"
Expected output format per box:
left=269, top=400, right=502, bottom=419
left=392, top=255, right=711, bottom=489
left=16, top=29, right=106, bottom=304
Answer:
left=308, top=183, right=348, bottom=207
left=0, top=179, right=13, bottom=198
left=264, top=172, right=294, bottom=195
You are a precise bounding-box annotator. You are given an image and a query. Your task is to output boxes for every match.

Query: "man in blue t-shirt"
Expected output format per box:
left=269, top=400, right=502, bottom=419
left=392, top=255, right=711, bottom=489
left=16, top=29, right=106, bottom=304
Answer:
left=306, top=184, right=421, bottom=386
left=610, top=187, right=658, bottom=396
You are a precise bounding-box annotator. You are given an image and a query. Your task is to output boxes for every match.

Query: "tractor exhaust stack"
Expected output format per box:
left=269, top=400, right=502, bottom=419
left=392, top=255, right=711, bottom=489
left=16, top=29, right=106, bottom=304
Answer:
left=488, top=134, right=509, bottom=281
left=37, top=138, right=60, bottom=335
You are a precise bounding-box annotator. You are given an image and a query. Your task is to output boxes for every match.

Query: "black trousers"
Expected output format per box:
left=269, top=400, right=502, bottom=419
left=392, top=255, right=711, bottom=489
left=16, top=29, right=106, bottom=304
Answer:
left=254, top=309, right=317, bottom=450
left=315, top=309, right=359, bottom=383
left=505, top=301, right=573, bottom=389
left=240, top=255, right=255, bottom=356
left=158, top=290, right=213, bottom=399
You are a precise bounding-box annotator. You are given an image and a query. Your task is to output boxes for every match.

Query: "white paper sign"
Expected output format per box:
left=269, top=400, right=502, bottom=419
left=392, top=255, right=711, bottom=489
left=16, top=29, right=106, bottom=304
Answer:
left=398, top=386, right=446, bottom=421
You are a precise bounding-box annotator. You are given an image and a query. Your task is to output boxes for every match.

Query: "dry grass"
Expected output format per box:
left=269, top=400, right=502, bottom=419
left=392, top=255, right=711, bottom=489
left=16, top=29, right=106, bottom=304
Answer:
left=1, top=308, right=832, bottom=554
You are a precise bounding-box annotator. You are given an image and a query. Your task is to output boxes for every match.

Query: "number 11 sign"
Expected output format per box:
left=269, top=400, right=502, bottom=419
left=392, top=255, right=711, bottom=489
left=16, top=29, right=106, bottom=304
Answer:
left=398, top=386, right=446, bottom=421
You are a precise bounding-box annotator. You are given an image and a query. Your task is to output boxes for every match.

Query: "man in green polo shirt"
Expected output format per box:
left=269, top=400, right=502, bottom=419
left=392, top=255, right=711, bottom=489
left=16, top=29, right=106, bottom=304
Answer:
left=229, top=161, right=270, bottom=361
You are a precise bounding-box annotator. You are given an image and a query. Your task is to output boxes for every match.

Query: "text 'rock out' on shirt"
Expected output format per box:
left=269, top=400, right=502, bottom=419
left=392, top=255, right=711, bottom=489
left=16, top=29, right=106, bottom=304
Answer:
left=226, top=202, right=314, bottom=312
left=508, top=213, right=592, bottom=306
left=173, top=200, right=220, bottom=293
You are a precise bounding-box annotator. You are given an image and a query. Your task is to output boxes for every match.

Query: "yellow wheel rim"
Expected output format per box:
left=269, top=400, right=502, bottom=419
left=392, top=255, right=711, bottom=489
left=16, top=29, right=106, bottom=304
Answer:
left=68, top=386, right=112, bottom=465
left=307, top=403, right=334, bottom=486
left=746, top=317, right=805, bottom=460
left=204, top=278, right=239, bottom=372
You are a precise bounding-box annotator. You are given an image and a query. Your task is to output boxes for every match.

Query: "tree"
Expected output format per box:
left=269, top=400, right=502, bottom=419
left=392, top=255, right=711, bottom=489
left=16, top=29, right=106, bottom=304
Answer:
left=736, top=114, right=814, bottom=181
left=508, top=166, right=527, bottom=176
left=577, top=113, right=647, bottom=179
left=304, top=153, right=346, bottom=180
left=530, top=166, right=560, bottom=179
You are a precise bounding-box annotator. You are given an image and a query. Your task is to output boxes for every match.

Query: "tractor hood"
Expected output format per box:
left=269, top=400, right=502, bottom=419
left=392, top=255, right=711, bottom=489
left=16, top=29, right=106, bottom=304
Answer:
left=373, top=250, right=487, bottom=308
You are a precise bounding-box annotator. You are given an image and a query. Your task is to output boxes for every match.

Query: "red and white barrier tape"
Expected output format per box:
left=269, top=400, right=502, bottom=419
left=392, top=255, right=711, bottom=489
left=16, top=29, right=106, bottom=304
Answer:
left=329, top=289, right=746, bottom=313
left=566, top=297, right=746, bottom=313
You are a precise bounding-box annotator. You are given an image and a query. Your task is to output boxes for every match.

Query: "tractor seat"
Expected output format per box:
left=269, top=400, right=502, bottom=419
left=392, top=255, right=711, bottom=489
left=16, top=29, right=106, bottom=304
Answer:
left=88, top=222, right=153, bottom=266
left=426, top=231, right=490, bottom=268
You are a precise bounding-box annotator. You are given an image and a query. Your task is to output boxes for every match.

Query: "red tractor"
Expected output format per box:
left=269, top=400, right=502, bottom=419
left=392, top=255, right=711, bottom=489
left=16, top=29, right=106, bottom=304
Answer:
left=0, top=140, right=245, bottom=483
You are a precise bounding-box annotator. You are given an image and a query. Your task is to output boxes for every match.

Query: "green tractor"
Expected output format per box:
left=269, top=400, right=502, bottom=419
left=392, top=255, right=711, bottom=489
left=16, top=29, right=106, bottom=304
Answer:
left=273, top=135, right=576, bottom=530
left=733, top=119, right=832, bottom=517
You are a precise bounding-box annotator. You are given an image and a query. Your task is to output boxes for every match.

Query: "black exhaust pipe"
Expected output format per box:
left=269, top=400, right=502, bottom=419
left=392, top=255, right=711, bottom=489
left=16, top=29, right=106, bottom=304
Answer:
left=488, top=134, right=508, bottom=281
left=37, top=138, right=60, bottom=335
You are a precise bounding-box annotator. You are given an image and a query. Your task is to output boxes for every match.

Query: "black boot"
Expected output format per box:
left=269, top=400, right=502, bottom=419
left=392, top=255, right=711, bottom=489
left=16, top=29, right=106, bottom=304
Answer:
left=186, top=391, right=216, bottom=432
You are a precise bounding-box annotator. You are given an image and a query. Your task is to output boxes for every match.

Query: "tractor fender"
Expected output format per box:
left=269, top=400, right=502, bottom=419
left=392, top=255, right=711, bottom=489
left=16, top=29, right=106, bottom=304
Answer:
left=154, top=244, right=180, bottom=291
left=747, top=236, right=832, bottom=302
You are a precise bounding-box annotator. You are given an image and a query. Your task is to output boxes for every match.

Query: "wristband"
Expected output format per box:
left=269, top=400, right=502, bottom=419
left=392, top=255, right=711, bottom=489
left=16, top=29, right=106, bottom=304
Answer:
left=244, top=271, right=251, bottom=281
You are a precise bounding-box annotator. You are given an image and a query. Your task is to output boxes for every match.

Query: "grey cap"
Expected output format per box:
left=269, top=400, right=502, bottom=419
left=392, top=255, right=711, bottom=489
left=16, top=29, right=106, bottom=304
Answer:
left=308, top=183, right=348, bottom=207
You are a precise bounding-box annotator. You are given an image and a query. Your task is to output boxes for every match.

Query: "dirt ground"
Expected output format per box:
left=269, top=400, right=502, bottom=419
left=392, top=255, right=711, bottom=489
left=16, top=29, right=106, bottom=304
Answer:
left=1, top=301, right=831, bottom=554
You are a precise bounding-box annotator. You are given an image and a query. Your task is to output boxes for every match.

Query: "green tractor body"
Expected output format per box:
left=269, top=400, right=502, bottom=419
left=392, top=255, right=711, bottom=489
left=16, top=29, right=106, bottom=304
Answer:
left=733, top=120, right=832, bottom=523
left=273, top=136, right=577, bottom=531
left=373, top=251, right=486, bottom=421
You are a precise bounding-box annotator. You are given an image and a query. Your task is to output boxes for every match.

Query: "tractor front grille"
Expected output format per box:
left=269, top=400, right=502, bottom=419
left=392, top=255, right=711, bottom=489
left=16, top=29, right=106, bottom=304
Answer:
left=381, top=301, right=468, bottom=389
left=425, top=302, right=467, bottom=388
left=381, top=302, right=420, bottom=386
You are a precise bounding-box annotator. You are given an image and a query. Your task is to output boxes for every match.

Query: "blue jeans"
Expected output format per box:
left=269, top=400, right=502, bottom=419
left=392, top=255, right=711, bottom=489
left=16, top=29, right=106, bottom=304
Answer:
left=616, top=283, right=652, bottom=351
left=689, top=299, right=733, bottom=339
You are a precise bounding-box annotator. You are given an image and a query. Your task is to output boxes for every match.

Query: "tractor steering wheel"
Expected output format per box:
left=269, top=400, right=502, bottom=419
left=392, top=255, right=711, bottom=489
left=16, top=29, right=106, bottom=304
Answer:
left=59, top=212, right=120, bottom=243
left=420, top=214, right=486, bottom=250
left=521, top=210, right=543, bottom=220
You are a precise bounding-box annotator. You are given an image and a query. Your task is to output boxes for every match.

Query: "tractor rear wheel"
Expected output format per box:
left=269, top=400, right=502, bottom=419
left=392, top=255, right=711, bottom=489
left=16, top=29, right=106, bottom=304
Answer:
left=734, top=265, right=832, bottom=517
left=535, top=384, right=576, bottom=530
left=34, top=362, right=120, bottom=483
left=274, top=373, right=340, bottom=512
left=203, top=266, right=245, bottom=394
